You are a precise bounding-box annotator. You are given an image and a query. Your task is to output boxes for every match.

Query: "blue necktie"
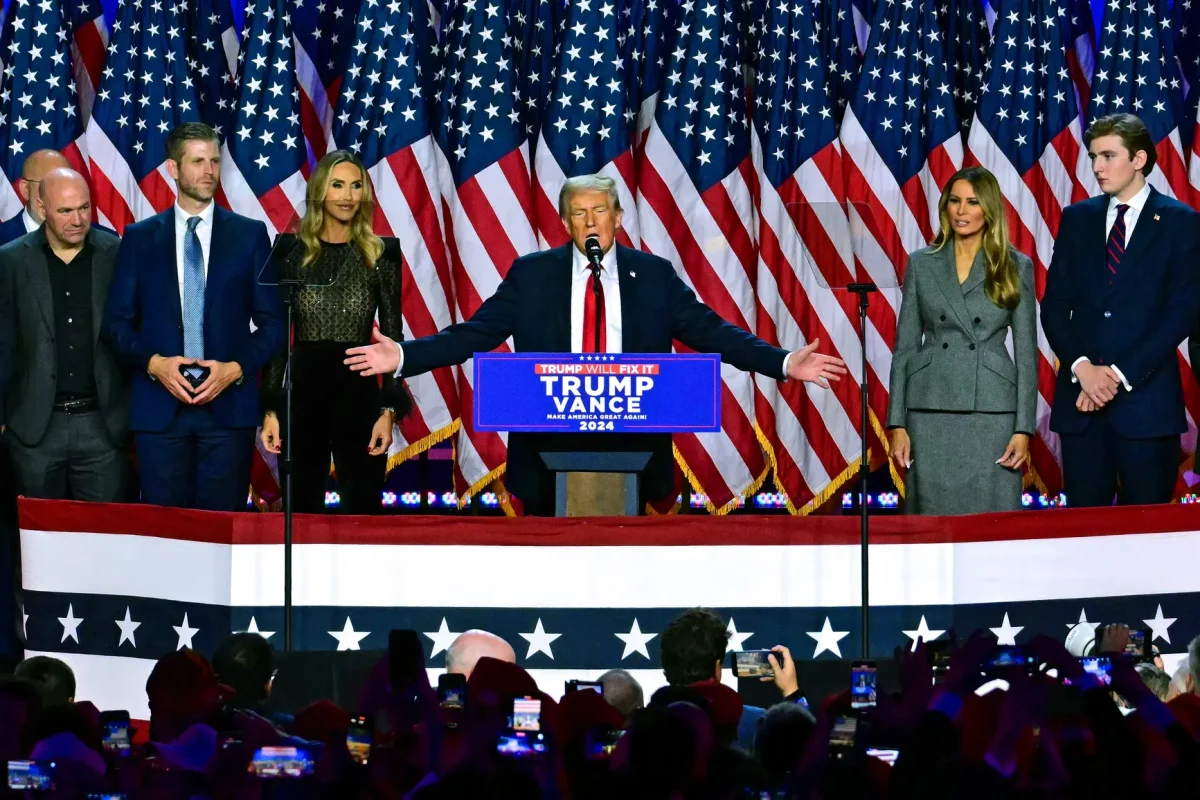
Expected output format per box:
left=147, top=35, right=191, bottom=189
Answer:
left=183, top=216, right=205, bottom=363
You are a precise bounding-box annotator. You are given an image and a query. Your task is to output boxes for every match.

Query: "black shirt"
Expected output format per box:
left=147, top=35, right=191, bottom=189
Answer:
left=44, top=237, right=96, bottom=401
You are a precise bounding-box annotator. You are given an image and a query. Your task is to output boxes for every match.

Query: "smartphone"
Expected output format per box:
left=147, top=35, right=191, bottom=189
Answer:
left=438, top=672, right=466, bottom=710
left=7, top=760, right=55, bottom=790
left=565, top=679, right=605, bottom=695
left=512, top=696, right=542, bottom=731
left=984, top=646, right=1036, bottom=672
left=389, top=629, right=423, bottom=689
left=497, top=697, right=547, bottom=757
left=866, top=748, right=899, bottom=767
left=850, top=660, right=877, bottom=709
left=1068, top=656, right=1114, bottom=686
left=1126, top=629, right=1150, bottom=660
left=99, top=710, right=132, bottom=756
left=583, top=727, right=622, bottom=760
left=346, top=715, right=372, bottom=766
left=927, top=639, right=952, bottom=671
left=828, top=715, right=858, bottom=753
left=249, top=746, right=315, bottom=778
left=731, top=649, right=775, bottom=679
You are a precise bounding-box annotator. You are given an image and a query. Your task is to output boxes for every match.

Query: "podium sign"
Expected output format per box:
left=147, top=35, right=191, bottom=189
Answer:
left=473, top=353, right=722, bottom=433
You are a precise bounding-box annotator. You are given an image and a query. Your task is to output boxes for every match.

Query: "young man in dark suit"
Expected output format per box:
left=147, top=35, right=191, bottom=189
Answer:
left=1041, top=113, right=1200, bottom=506
left=344, top=174, right=846, bottom=515
left=103, top=123, right=285, bottom=511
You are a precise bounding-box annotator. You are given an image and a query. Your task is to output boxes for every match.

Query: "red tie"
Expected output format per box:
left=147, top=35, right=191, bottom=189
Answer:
left=582, top=270, right=606, bottom=353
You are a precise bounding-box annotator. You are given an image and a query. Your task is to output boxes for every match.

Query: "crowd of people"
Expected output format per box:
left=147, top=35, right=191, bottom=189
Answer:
left=1, top=607, right=1199, bottom=798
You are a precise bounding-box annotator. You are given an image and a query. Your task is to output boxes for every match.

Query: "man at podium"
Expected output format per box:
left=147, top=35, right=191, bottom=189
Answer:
left=345, top=175, right=845, bottom=514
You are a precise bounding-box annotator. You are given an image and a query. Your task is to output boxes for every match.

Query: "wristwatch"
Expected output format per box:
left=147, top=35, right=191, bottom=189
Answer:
left=380, top=406, right=397, bottom=417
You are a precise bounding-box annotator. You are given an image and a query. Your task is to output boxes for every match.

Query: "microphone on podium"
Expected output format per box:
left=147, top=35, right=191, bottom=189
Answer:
left=584, top=234, right=604, bottom=352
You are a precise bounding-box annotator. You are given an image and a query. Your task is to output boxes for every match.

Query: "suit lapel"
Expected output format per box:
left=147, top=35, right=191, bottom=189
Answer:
left=552, top=244, right=572, bottom=351
left=1099, top=189, right=1159, bottom=301
left=23, top=236, right=55, bottom=335
left=616, top=245, right=638, bottom=352
left=205, top=207, right=231, bottom=315
left=91, top=233, right=114, bottom=344
left=929, top=243, right=974, bottom=332
left=960, top=248, right=986, bottom=297
left=156, top=211, right=184, bottom=331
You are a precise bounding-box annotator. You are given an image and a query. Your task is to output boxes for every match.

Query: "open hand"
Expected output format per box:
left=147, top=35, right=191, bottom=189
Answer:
left=368, top=411, right=394, bottom=456
left=786, top=339, right=848, bottom=388
left=260, top=413, right=282, bottom=454
left=890, top=428, right=912, bottom=468
left=345, top=328, right=401, bottom=377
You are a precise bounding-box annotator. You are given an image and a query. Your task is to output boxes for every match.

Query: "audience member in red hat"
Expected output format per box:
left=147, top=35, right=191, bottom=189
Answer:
left=145, top=648, right=224, bottom=742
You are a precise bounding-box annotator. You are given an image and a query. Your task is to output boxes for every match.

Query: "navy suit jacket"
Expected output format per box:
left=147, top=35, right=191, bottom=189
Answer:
left=0, top=215, right=29, bottom=248
left=102, top=206, right=285, bottom=432
left=401, top=243, right=789, bottom=501
left=1041, top=187, right=1200, bottom=438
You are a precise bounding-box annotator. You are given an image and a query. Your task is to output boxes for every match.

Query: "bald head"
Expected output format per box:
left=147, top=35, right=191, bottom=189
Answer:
left=37, top=168, right=92, bottom=249
left=445, top=630, right=516, bottom=679
left=599, top=668, right=644, bottom=721
left=19, top=150, right=71, bottom=220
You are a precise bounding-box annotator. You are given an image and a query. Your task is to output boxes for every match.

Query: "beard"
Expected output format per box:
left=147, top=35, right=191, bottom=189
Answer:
left=180, top=174, right=218, bottom=204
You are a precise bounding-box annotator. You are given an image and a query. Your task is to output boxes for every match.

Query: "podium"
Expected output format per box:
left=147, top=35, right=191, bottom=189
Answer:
left=473, top=352, right=722, bottom=516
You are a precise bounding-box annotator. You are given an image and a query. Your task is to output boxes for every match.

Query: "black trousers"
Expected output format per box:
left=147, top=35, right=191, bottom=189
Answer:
left=1060, top=417, right=1178, bottom=507
left=288, top=342, right=386, bottom=515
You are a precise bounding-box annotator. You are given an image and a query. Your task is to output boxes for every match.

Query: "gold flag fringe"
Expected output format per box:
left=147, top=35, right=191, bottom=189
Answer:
left=671, top=437, right=773, bottom=515
left=754, top=423, right=864, bottom=516
left=386, top=418, right=462, bottom=473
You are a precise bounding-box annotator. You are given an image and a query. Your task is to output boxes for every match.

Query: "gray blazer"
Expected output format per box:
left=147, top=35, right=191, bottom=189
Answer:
left=886, top=244, right=1038, bottom=434
left=0, top=227, right=129, bottom=447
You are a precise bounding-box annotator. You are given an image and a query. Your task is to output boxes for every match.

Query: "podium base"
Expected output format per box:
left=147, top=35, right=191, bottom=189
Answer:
left=556, top=472, right=639, bottom=516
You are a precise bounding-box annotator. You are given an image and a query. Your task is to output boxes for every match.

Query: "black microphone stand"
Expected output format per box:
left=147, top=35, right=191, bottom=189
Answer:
left=279, top=278, right=302, bottom=652
left=847, top=282, right=877, bottom=658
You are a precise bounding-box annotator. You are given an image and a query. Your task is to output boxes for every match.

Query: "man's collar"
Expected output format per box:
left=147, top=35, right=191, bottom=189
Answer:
left=22, top=208, right=40, bottom=233
left=39, top=225, right=93, bottom=261
left=174, top=199, right=215, bottom=227
left=1108, top=180, right=1152, bottom=212
left=571, top=241, right=618, bottom=274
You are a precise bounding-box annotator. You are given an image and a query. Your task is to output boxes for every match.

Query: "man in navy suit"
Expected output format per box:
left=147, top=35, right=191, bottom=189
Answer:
left=103, top=122, right=285, bottom=511
left=0, top=149, right=71, bottom=247
left=1042, top=113, right=1200, bottom=507
left=345, top=174, right=845, bottom=514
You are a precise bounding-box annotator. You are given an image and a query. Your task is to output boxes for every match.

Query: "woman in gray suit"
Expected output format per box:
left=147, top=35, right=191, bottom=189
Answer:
left=886, top=166, right=1038, bottom=515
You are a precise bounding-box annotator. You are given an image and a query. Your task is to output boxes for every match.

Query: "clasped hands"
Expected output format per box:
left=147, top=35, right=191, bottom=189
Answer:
left=148, top=354, right=242, bottom=405
left=1074, top=361, right=1122, bottom=412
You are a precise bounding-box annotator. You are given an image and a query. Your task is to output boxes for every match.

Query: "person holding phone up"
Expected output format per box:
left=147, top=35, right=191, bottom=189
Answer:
left=886, top=167, right=1039, bottom=515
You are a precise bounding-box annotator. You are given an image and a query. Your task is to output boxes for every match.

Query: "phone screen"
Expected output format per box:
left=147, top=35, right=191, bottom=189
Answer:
left=512, top=697, right=541, bottom=731
left=566, top=679, right=605, bottom=695
left=1074, top=656, right=1114, bottom=686
left=250, top=746, right=315, bottom=778
left=733, top=650, right=775, bottom=679
left=866, top=748, right=899, bottom=767
left=7, top=760, right=55, bottom=790
left=584, top=727, right=622, bottom=760
left=1126, top=630, right=1148, bottom=659
left=346, top=715, right=371, bottom=766
left=438, top=673, right=466, bottom=710
left=850, top=661, right=877, bottom=709
left=984, top=646, right=1035, bottom=671
left=829, top=715, right=858, bottom=749
left=497, top=730, right=547, bottom=757
left=100, top=714, right=131, bottom=755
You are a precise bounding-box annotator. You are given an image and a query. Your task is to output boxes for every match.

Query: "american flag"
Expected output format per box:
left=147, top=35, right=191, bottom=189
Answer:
left=21, top=501, right=1199, bottom=726
left=292, top=0, right=361, bottom=163
left=84, top=0, right=203, bottom=234
left=838, top=0, right=964, bottom=488
left=1174, top=0, right=1200, bottom=97
left=819, top=0, right=866, bottom=119
left=1066, top=0, right=1095, bottom=111
left=964, top=0, right=1097, bottom=497
left=220, top=0, right=307, bottom=236
left=937, top=0, right=991, bottom=136
left=1088, top=0, right=1199, bottom=474
left=633, top=0, right=765, bottom=512
left=187, top=0, right=240, bottom=138
left=750, top=0, right=868, bottom=513
left=624, top=0, right=677, bottom=161
left=334, top=0, right=461, bottom=469
left=66, top=0, right=109, bottom=125
left=511, top=0, right=560, bottom=144
left=0, top=0, right=89, bottom=221
left=433, top=0, right=538, bottom=507
left=532, top=0, right=640, bottom=248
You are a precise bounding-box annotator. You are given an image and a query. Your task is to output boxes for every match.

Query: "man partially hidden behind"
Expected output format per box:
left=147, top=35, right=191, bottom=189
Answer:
left=104, top=122, right=285, bottom=511
left=344, top=175, right=846, bottom=515
left=0, top=168, right=128, bottom=502
left=0, top=149, right=71, bottom=247
left=1041, top=113, right=1200, bottom=505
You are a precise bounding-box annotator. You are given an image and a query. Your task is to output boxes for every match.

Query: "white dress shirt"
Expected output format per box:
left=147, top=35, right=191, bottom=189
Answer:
left=174, top=201, right=215, bottom=308
left=22, top=208, right=39, bottom=233
left=570, top=244, right=623, bottom=352
left=1069, top=182, right=1149, bottom=392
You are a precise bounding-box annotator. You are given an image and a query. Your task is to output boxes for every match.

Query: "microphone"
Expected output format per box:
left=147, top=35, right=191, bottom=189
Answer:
left=584, top=234, right=604, bottom=273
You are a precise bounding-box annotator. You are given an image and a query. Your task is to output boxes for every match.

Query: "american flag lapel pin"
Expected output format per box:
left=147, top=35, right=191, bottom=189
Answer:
left=629, top=271, right=636, bottom=278
left=1154, top=214, right=1160, bottom=221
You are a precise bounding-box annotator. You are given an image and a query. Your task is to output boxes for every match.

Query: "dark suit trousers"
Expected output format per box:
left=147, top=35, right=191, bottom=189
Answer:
left=1060, top=416, right=1178, bottom=507
left=287, top=342, right=386, bottom=515
left=5, top=411, right=126, bottom=502
left=136, top=406, right=254, bottom=511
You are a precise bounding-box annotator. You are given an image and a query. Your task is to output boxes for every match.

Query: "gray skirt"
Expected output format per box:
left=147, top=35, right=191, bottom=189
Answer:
left=904, top=410, right=1023, bottom=515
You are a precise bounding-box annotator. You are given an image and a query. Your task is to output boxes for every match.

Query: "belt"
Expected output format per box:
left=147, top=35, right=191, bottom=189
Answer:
left=53, top=397, right=98, bottom=414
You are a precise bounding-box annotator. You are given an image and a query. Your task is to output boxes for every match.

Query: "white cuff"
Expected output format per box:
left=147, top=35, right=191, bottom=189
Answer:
left=781, top=352, right=791, bottom=381
left=1109, top=364, right=1132, bottom=392
left=1069, top=356, right=1089, bottom=384
left=392, top=341, right=405, bottom=379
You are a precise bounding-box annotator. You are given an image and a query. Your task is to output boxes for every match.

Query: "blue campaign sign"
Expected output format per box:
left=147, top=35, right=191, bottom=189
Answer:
left=473, top=353, right=722, bottom=433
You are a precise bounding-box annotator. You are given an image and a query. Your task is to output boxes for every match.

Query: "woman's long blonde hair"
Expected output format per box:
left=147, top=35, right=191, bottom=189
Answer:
left=298, top=150, right=384, bottom=270
left=931, top=166, right=1020, bottom=311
